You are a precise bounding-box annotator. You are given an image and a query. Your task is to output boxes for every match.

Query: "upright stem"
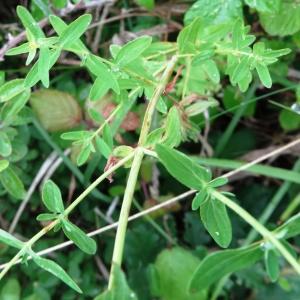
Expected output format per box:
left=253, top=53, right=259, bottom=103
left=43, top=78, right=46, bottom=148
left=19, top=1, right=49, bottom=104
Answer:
left=108, top=55, right=178, bottom=289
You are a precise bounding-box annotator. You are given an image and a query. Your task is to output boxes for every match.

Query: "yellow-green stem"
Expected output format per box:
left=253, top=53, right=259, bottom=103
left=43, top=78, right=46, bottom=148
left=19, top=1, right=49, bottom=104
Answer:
left=108, top=55, right=178, bottom=289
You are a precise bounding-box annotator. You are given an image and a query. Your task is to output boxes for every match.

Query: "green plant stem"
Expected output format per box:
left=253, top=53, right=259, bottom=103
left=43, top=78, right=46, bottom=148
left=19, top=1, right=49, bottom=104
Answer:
left=244, top=158, right=300, bottom=245
left=214, top=83, right=257, bottom=156
left=108, top=55, right=178, bottom=289
left=0, top=152, right=134, bottom=280
left=280, top=193, right=300, bottom=222
left=211, top=190, right=300, bottom=275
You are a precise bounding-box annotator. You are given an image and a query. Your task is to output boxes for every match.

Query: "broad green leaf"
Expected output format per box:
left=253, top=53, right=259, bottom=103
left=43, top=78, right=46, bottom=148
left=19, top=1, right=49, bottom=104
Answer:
left=150, top=247, right=207, bottom=300
left=245, top=0, right=280, bottom=13
left=0, top=229, right=24, bottom=249
left=276, top=213, right=300, bottom=239
left=260, top=2, right=300, bottom=36
left=61, top=219, right=97, bottom=255
left=0, top=160, right=9, bottom=172
left=115, top=36, right=152, bottom=67
left=185, top=98, right=218, bottom=117
left=155, top=144, right=211, bottom=190
left=200, top=198, right=232, bottom=248
left=56, top=14, right=92, bottom=48
left=61, top=130, right=93, bottom=141
left=33, top=256, right=82, bottom=293
left=25, top=50, right=60, bottom=88
left=162, top=107, right=182, bottom=147
left=76, top=143, right=92, bottom=166
left=189, top=245, right=263, bottom=292
left=0, top=166, right=25, bottom=199
left=95, top=266, right=137, bottom=300
left=177, top=18, right=202, bottom=54
left=42, top=180, right=64, bottom=213
left=231, top=57, right=249, bottom=83
left=30, top=89, right=82, bottom=132
left=1, top=89, right=30, bottom=125
left=256, top=63, right=272, bottom=88
left=0, top=278, right=21, bottom=300
left=103, top=124, right=114, bottom=149
left=0, top=79, right=26, bottom=103
left=264, top=248, right=280, bottom=282
left=86, top=55, right=120, bottom=94
left=208, top=177, right=228, bottom=188
left=49, top=15, right=88, bottom=54
left=89, top=77, right=110, bottom=101
left=0, top=132, right=12, bottom=157
left=32, top=0, right=52, bottom=16
left=5, top=42, right=30, bottom=56
left=16, top=6, right=45, bottom=39
left=202, top=59, right=220, bottom=83
left=184, top=0, right=242, bottom=25
left=38, top=47, right=50, bottom=88
left=279, top=108, right=300, bottom=131
left=191, top=189, right=208, bottom=211
left=52, top=0, right=67, bottom=9
left=36, top=213, right=56, bottom=221
left=95, top=136, right=112, bottom=159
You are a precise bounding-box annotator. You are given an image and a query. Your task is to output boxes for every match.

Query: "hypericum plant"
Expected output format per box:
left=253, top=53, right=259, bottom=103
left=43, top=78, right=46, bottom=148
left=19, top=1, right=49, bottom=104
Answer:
left=0, top=5, right=300, bottom=299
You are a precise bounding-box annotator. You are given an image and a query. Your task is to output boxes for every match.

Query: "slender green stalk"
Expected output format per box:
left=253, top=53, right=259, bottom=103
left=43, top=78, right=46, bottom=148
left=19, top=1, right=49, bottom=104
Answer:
left=280, top=193, right=300, bottom=222
left=215, top=83, right=257, bottom=156
left=0, top=153, right=134, bottom=280
left=212, top=190, right=300, bottom=275
left=108, top=55, right=178, bottom=289
left=245, top=158, right=300, bottom=245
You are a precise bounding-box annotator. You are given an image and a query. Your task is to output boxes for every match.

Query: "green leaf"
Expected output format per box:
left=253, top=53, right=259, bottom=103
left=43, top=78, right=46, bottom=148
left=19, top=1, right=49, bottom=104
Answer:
left=231, top=57, right=249, bottom=84
left=0, top=79, right=26, bottom=103
left=264, top=248, right=280, bottom=282
left=276, top=213, right=300, bottom=239
left=30, top=89, right=83, bottom=132
left=0, top=166, right=25, bottom=199
left=61, top=130, right=93, bottom=141
left=25, top=50, right=60, bottom=88
left=86, top=55, right=120, bottom=94
left=0, top=132, right=12, bottom=157
left=61, top=219, right=97, bottom=255
left=259, top=2, right=300, bottom=36
left=189, top=245, right=263, bottom=292
left=155, top=144, right=211, bottom=190
left=49, top=15, right=88, bottom=54
left=177, top=18, right=202, bottom=54
left=150, top=247, right=207, bottom=300
left=0, top=229, right=24, bottom=249
left=245, top=0, right=280, bottom=13
left=38, top=47, right=51, bottom=88
left=76, top=143, right=92, bottom=166
left=135, top=0, right=154, bottom=10
left=0, top=160, right=9, bottom=173
left=89, top=77, right=110, bottom=101
left=202, top=59, right=220, bottom=83
left=16, top=6, right=45, bottom=39
left=0, top=278, right=21, bottom=300
left=162, top=107, right=182, bottom=147
left=256, top=63, right=272, bottom=88
left=1, top=89, right=30, bottom=126
left=5, top=42, right=30, bottom=56
left=115, top=36, right=152, bottom=67
left=42, top=180, right=64, bottom=213
left=279, top=108, right=300, bottom=131
left=191, top=189, right=208, bottom=211
left=36, top=213, right=57, bottom=221
left=95, top=136, right=112, bottom=159
left=208, top=176, right=228, bottom=188
left=95, top=266, right=137, bottom=300
left=200, top=198, right=232, bottom=248
left=33, top=256, right=82, bottom=293
left=56, top=14, right=92, bottom=48
left=184, top=0, right=242, bottom=25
